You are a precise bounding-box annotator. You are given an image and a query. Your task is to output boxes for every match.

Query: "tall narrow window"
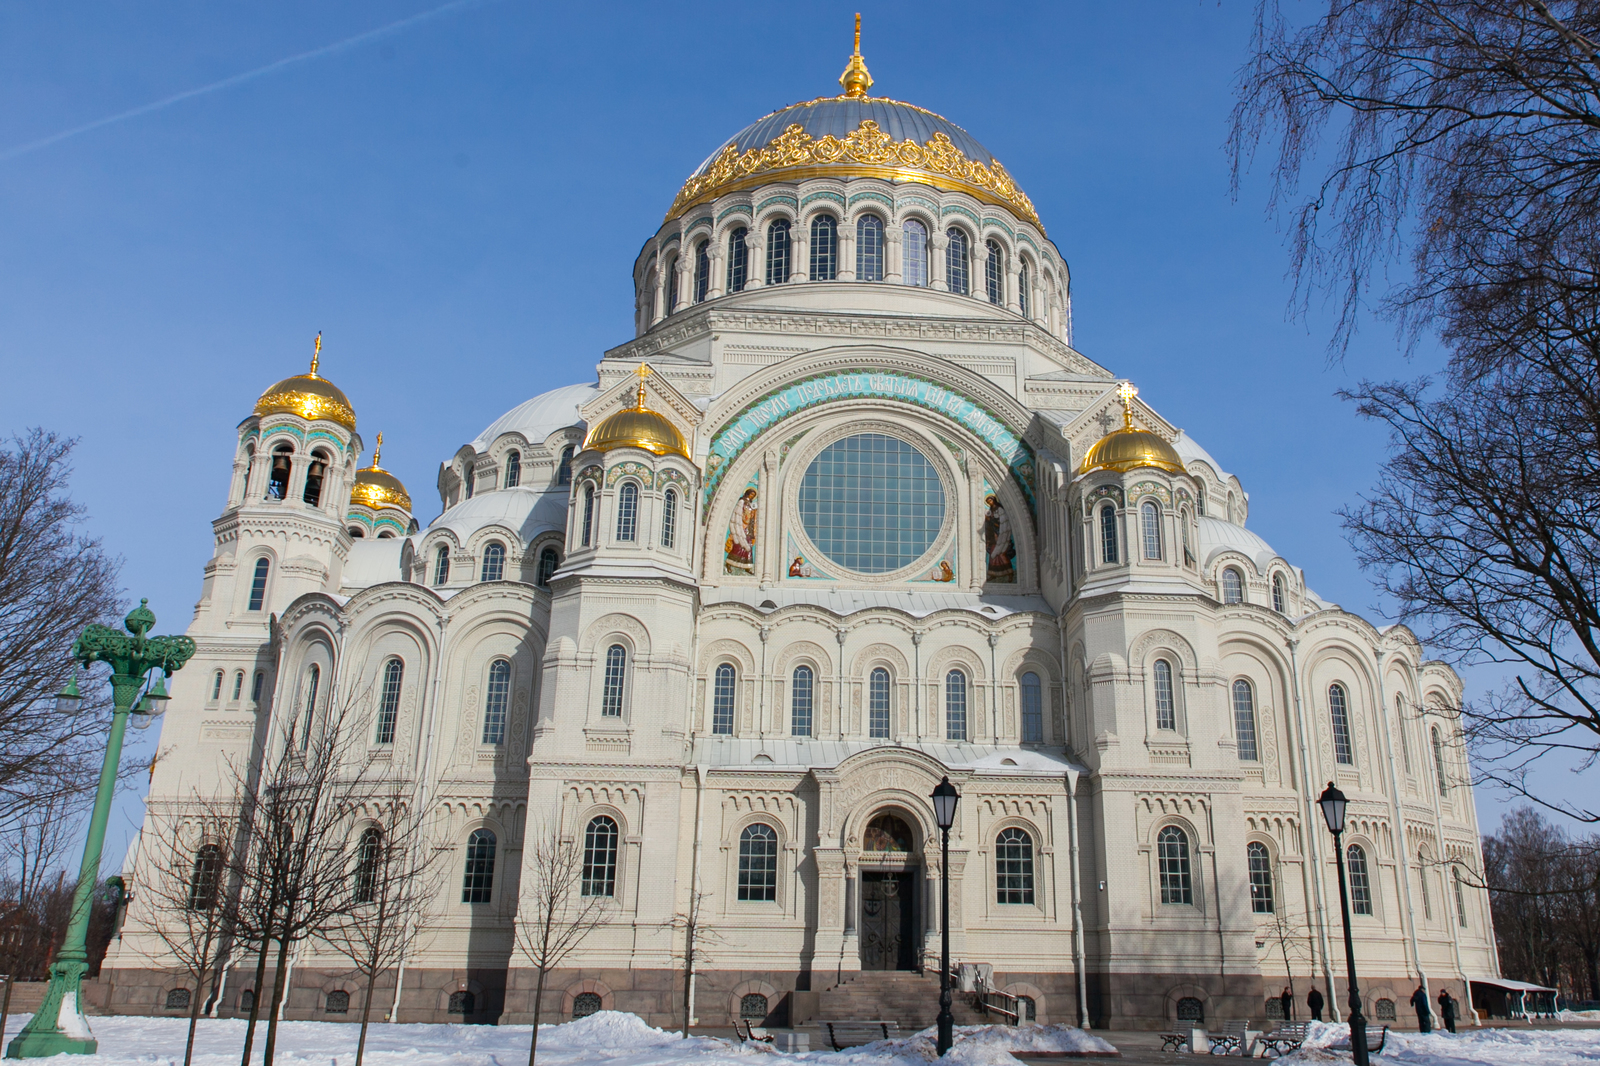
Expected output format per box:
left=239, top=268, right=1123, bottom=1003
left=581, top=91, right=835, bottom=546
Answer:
left=302, top=451, right=328, bottom=507
left=251, top=671, right=265, bottom=702
left=557, top=445, right=573, bottom=486
left=188, top=844, right=222, bottom=911
left=945, top=669, right=968, bottom=741
left=616, top=482, right=639, bottom=542
left=712, top=662, right=735, bottom=735
left=946, top=228, right=970, bottom=295
left=1347, top=844, right=1373, bottom=915
left=248, top=557, right=270, bottom=611
left=1141, top=500, right=1163, bottom=560
left=212, top=671, right=224, bottom=701
left=537, top=547, right=559, bottom=588
left=1419, top=852, right=1433, bottom=918
left=375, top=657, right=403, bottom=744
left=738, top=823, right=778, bottom=901
left=1247, top=841, right=1274, bottom=913
left=601, top=644, right=626, bottom=717
left=1100, top=504, right=1119, bottom=563
left=693, top=240, right=710, bottom=303
left=353, top=827, right=381, bottom=905
left=1158, top=826, right=1193, bottom=904
left=1018, top=262, right=1031, bottom=317
left=665, top=254, right=679, bottom=313
left=902, top=219, right=928, bottom=286
left=765, top=220, right=791, bottom=285
left=433, top=545, right=450, bottom=586
left=1222, top=567, right=1244, bottom=603
left=661, top=488, right=677, bottom=548
left=463, top=463, right=474, bottom=500
left=1232, top=679, right=1258, bottom=761
left=790, top=665, right=814, bottom=736
left=995, top=827, right=1035, bottom=904
left=985, top=239, right=1003, bottom=304
left=1431, top=726, right=1448, bottom=795
left=482, top=659, right=510, bottom=745
left=727, top=227, right=748, bottom=293
left=1180, top=509, right=1194, bottom=566
left=1453, top=868, right=1469, bottom=927
left=855, top=215, right=884, bottom=281
left=809, top=215, right=838, bottom=280
left=1330, top=683, right=1354, bottom=765
left=461, top=829, right=495, bottom=903
left=868, top=667, right=890, bottom=739
left=582, top=816, right=619, bottom=896
left=481, top=542, right=505, bottom=582
left=581, top=485, right=595, bottom=546
left=1153, top=659, right=1176, bottom=730
left=300, top=665, right=320, bottom=750
left=1396, top=695, right=1413, bottom=774
left=1272, top=573, right=1286, bottom=613
left=1020, top=672, right=1043, bottom=743
left=504, top=451, right=521, bottom=488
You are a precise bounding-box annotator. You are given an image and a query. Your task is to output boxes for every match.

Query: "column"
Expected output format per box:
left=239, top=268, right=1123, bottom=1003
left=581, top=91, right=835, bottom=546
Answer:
left=838, top=218, right=856, bottom=282
left=930, top=230, right=949, bottom=292
left=792, top=222, right=810, bottom=282
left=886, top=222, right=903, bottom=283
left=651, top=260, right=667, bottom=324
left=745, top=229, right=766, bottom=289
left=1005, top=252, right=1022, bottom=313
left=676, top=250, right=693, bottom=311
left=707, top=240, right=726, bottom=300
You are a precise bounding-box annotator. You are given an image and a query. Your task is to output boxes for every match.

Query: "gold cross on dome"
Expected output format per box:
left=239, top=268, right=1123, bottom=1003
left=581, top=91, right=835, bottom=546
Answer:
left=372, top=431, right=383, bottom=468
left=635, top=363, right=653, bottom=408
left=1115, top=381, right=1139, bottom=429
left=310, top=331, right=323, bottom=376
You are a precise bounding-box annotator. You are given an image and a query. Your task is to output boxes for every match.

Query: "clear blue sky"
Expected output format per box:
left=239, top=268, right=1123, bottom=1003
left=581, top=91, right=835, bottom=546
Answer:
left=2, top=2, right=1563, bottom=863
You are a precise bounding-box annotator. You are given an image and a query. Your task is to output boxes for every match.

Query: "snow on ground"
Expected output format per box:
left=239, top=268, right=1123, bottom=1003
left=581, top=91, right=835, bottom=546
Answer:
left=1276, top=1019, right=1600, bottom=1065
left=0, top=1012, right=1112, bottom=1066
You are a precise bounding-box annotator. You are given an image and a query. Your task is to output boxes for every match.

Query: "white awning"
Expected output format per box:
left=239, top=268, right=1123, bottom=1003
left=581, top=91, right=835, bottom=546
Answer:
left=1469, top=978, right=1558, bottom=993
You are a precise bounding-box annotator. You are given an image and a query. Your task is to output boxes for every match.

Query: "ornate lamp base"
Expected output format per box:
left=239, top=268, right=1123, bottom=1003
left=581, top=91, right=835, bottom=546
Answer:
left=5, top=961, right=98, bottom=1058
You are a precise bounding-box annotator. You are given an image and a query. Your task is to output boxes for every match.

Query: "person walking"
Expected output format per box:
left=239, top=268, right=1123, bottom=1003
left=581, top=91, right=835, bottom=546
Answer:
left=1280, top=987, right=1294, bottom=1022
left=1438, top=989, right=1457, bottom=1034
left=1411, top=984, right=1433, bottom=1033
left=1307, top=986, right=1324, bottom=1022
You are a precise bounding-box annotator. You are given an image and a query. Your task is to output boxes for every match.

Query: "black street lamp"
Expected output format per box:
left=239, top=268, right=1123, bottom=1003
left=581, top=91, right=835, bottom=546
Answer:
left=931, top=776, right=960, bottom=1057
left=1317, top=782, right=1369, bottom=1066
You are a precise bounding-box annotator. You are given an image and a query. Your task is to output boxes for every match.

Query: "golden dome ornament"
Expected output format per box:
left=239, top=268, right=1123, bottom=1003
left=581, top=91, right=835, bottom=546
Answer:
left=583, top=365, right=689, bottom=459
left=839, top=13, right=873, bottom=99
left=1080, top=382, right=1185, bottom=476
left=350, top=431, right=412, bottom=512
left=254, top=332, right=358, bottom=431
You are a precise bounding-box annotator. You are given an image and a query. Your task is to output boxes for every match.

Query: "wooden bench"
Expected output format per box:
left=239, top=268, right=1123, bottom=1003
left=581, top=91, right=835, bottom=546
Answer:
left=1157, top=1031, right=1189, bottom=1053
left=1258, top=1022, right=1309, bottom=1055
left=1208, top=1020, right=1252, bottom=1056
left=735, top=1020, right=774, bottom=1043
left=822, top=1021, right=900, bottom=1049
left=1329, top=1025, right=1388, bottom=1055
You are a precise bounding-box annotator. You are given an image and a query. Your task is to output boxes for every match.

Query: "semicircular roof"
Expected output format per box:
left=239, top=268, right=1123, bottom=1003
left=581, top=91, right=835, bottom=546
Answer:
left=471, top=383, right=598, bottom=452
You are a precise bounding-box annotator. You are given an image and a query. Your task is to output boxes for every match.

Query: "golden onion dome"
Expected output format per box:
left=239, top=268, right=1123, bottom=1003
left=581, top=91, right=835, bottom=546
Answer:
left=583, top=366, right=689, bottom=459
left=349, top=432, right=412, bottom=512
left=1080, top=383, right=1185, bottom=476
left=254, top=334, right=357, bottom=431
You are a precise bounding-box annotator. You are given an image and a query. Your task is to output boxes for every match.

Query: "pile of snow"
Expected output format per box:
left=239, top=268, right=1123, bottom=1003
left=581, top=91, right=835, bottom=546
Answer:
left=833, top=1023, right=1115, bottom=1066
left=939, top=1023, right=1116, bottom=1056
left=1276, top=1020, right=1600, bottom=1065
left=1557, top=1008, right=1600, bottom=1021
left=535, top=1010, right=693, bottom=1050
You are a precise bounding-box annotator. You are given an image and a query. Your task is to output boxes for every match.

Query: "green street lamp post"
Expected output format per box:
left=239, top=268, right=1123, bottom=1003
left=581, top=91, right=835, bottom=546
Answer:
left=1318, top=782, right=1370, bottom=1066
left=6, top=600, right=194, bottom=1059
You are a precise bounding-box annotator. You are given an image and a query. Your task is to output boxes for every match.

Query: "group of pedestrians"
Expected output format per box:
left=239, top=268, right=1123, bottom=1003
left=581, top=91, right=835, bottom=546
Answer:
left=1276, top=983, right=1459, bottom=1033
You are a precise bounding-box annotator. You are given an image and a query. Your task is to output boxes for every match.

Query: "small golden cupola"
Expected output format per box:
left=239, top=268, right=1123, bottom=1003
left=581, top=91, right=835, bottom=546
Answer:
left=1080, top=383, right=1185, bottom=475
left=350, top=432, right=412, bottom=512
left=839, top=13, right=873, bottom=98
left=583, top=365, right=690, bottom=459
left=254, top=333, right=358, bottom=431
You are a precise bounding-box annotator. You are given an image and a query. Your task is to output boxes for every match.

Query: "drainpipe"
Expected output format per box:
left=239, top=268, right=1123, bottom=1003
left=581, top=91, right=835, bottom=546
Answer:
left=912, top=633, right=923, bottom=737
left=1375, top=669, right=1425, bottom=998
left=1425, top=711, right=1478, bottom=1024
left=394, top=614, right=447, bottom=1022
left=1065, top=769, right=1089, bottom=1028
left=1287, top=637, right=1340, bottom=1020
left=686, top=764, right=708, bottom=1029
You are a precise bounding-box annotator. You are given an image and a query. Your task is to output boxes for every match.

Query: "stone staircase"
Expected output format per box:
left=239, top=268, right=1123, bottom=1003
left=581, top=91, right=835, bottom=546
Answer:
left=816, top=970, right=990, bottom=1030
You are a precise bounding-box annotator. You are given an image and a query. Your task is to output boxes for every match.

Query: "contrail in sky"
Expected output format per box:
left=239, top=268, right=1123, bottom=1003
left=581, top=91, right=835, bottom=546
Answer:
left=0, top=0, right=487, bottom=163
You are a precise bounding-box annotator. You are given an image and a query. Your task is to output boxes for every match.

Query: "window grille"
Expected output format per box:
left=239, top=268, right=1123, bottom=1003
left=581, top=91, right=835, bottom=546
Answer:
left=1018, top=262, right=1031, bottom=317
left=1017, top=997, right=1036, bottom=1023
left=740, top=993, right=770, bottom=1020
left=616, top=482, right=639, bottom=541
left=856, top=215, right=884, bottom=281
left=1432, top=726, right=1448, bottom=795
left=573, top=992, right=602, bottom=1018
left=1141, top=501, right=1162, bottom=559
left=353, top=827, right=381, bottom=904
left=1021, top=672, right=1043, bottom=743
left=738, top=823, right=778, bottom=901
left=325, top=991, right=349, bottom=1014
left=188, top=844, right=222, bottom=911
left=985, top=239, right=1003, bottom=304
left=1347, top=844, right=1373, bottom=915
left=1232, top=679, right=1258, bottom=760
left=1153, top=659, right=1176, bottom=730
left=482, top=659, right=510, bottom=745
left=461, top=829, right=495, bottom=903
left=727, top=227, right=748, bottom=293
left=902, top=219, right=928, bottom=286
left=946, top=228, right=970, bottom=294
left=995, top=827, right=1035, bottom=904
left=581, top=485, right=595, bottom=546
left=693, top=240, right=710, bottom=303
left=869, top=667, right=890, bottom=739
left=809, top=215, right=838, bottom=280
left=601, top=644, right=626, bottom=716
left=248, top=557, right=270, bottom=611
left=1376, top=999, right=1396, bottom=1021
left=481, top=542, right=504, bottom=582
left=537, top=547, right=559, bottom=587
left=1222, top=567, right=1244, bottom=603
left=712, top=663, right=736, bottom=734
left=1176, top=997, right=1203, bottom=1022
left=791, top=665, right=814, bottom=736
left=504, top=451, right=521, bottom=488
left=165, top=989, right=191, bottom=1010
left=1100, top=505, right=1118, bottom=564
left=1247, top=841, right=1274, bottom=913
left=240, top=990, right=255, bottom=1012
left=449, top=991, right=475, bottom=1015
left=765, top=220, right=791, bottom=285
left=375, top=657, right=403, bottom=744
left=433, top=546, right=450, bottom=586
left=1158, top=826, right=1193, bottom=904
left=661, top=488, right=677, bottom=547
left=1265, top=997, right=1285, bottom=1020
left=945, top=669, right=968, bottom=741
left=1330, top=684, right=1354, bottom=765
left=582, top=816, right=619, bottom=896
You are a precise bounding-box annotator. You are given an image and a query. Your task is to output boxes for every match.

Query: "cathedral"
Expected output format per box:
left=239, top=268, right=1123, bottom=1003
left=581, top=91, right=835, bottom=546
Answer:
left=99, top=28, right=1498, bottom=1031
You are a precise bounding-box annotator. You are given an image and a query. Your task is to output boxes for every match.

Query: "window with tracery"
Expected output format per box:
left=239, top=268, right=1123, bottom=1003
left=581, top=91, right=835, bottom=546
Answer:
left=582, top=815, right=619, bottom=897
left=946, top=669, right=968, bottom=741
left=1100, top=504, right=1118, bottom=564
left=737, top=823, right=778, bottom=901
left=1158, top=826, right=1193, bottom=904
left=482, top=659, right=510, bottom=745
left=461, top=829, right=495, bottom=903
left=1330, top=683, right=1354, bottom=765
left=375, top=657, right=403, bottom=744
left=1018, top=262, right=1031, bottom=317
left=765, top=220, right=791, bottom=284
left=995, top=827, right=1035, bottom=904
left=1153, top=659, right=1176, bottom=730
left=856, top=215, right=884, bottom=281
left=1347, top=843, right=1373, bottom=915
left=248, top=557, right=271, bottom=611
left=504, top=451, right=521, bottom=488
left=946, top=228, right=970, bottom=295
left=1021, top=672, right=1043, bottom=743
left=537, top=547, right=559, bottom=587
left=661, top=488, right=677, bottom=548
left=1247, top=841, right=1273, bottom=913
left=581, top=485, right=595, bottom=546
left=616, top=482, right=639, bottom=542
left=809, top=215, right=838, bottom=280
left=1222, top=567, right=1244, bottom=603
left=601, top=644, right=626, bottom=717
left=433, top=545, right=450, bottom=586
left=985, top=239, right=1003, bottom=304
left=1141, top=501, right=1162, bottom=560
left=869, top=667, right=890, bottom=739
left=903, top=219, right=928, bottom=286
left=693, top=239, right=710, bottom=303
left=1232, top=679, right=1258, bottom=761
left=712, top=663, right=736, bottom=735
left=481, top=542, right=505, bottom=582
left=791, top=665, right=814, bottom=737
left=727, top=227, right=748, bottom=293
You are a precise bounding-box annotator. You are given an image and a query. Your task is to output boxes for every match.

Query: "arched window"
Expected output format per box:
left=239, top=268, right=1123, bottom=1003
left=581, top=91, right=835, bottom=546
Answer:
left=448, top=990, right=475, bottom=1015
left=251, top=671, right=265, bottom=703
left=1176, top=997, right=1203, bottom=1023
left=1247, top=841, right=1273, bottom=913
left=266, top=444, right=292, bottom=500
left=902, top=219, right=928, bottom=286
left=1157, top=826, right=1193, bottom=904
left=1141, top=500, right=1163, bottom=560
left=1419, top=850, right=1433, bottom=918
left=482, top=659, right=510, bottom=745
left=461, top=829, right=495, bottom=903
left=572, top=992, right=601, bottom=1018
left=727, top=226, right=748, bottom=293
left=869, top=667, right=890, bottom=739
left=504, top=451, right=521, bottom=488
left=1432, top=726, right=1448, bottom=795
left=1347, top=843, right=1373, bottom=915
left=809, top=215, right=838, bottom=280
left=353, top=827, right=382, bottom=904
left=616, top=482, right=639, bottom=542
left=537, top=547, right=560, bottom=588
left=212, top=671, right=224, bottom=701
left=581, top=815, right=619, bottom=896
left=855, top=215, right=884, bottom=281
left=601, top=644, right=627, bottom=717
left=300, top=664, right=320, bottom=750
left=765, top=220, right=791, bottom=285
left=375, top=657, right=403, bottom=744
left=187, top=844, right=222, bottom=911
left=665, top=254, right=679, bottom=313
left=1330, top=683, right=1354, bottom=765
left=946, top=228, right=970, bottom=295
left=240, top=989, right=255, bottom=1012
left=1232, top=679, right=1258, bottom=761
left=248, top=557, right=270, bottom=611
left=1453, top=867, right=1469, bottom=927
left=985, top=239, right=1003, bottom=304
left=348, top=526, right=365, bottom=538
left=1272, top=572, right=1286, bottom=613
left=661, top=488, right=677, bottom=548
left=1153, top=659, right=1176, bottom=731
left=1375, top=999, right=1396, bottom=1021
left=712, top=663, right=736, bottom=735
left=790, top=664, right=814, bottom=736
left=166, top=989, right=191, bottom=1010
left=740, top=992, right=770, bottom=1020
left=693, top=239, right=710, bottom=303
left=1396, top=695, right=1413, bottom=773
left=995, top=827, right=1035, bottom=904
left=302, top=450, right=329, bottom=507
left=737, top=823, right=778, bottom=901
left=1018, top=262, right=1031, bottom=318
left=1180, top=509, right=1195, bottom=566
left=481, top=542, right=505, bottom=582
left=581, top=484, right=595, bottom=546
left=558, top=444, right=573, bottom=486
left=1020, top=672, right=1043, bottom=743
left=433, top=545, right=450, bottom=586
left=325, top=990, right=349, bottom=1014
left=463, top=463, right=475, bottom=500
left=1196, top=485, right=1206, bottom=516
left=1222, top=567, right=1244, bottom=603
left=1099, top=504, right=1119, bottom=564
left=945, top=669, right=968, bottom=741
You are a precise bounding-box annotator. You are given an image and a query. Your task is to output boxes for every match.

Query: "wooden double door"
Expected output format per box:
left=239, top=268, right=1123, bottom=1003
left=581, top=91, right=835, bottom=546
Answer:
left=860, top=869, right=919, bottom=971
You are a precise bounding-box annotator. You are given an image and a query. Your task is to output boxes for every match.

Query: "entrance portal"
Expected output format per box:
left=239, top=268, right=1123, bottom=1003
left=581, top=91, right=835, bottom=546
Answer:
left=860, top=870, right=918, bottom=970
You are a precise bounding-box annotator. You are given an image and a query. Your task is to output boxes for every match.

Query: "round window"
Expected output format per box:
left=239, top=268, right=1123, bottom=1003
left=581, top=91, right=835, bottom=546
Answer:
left=798, top=433, right=945, bottom=573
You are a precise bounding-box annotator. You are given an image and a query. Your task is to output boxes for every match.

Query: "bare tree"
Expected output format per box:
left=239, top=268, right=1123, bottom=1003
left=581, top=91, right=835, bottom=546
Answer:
left=1483, top=807, right=1600, bottom=1001
left=0, top=792, right=91, bottom=980
left=513, top=818, right=610, bottom=1066
left=664, top=889, right=722, bottom=1036
left=0, top=430, right=123, bottom=821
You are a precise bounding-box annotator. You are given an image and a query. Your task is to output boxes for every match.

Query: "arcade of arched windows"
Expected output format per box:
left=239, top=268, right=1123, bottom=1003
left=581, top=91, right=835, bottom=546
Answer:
left=440, top=433, right=583, bottom=512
